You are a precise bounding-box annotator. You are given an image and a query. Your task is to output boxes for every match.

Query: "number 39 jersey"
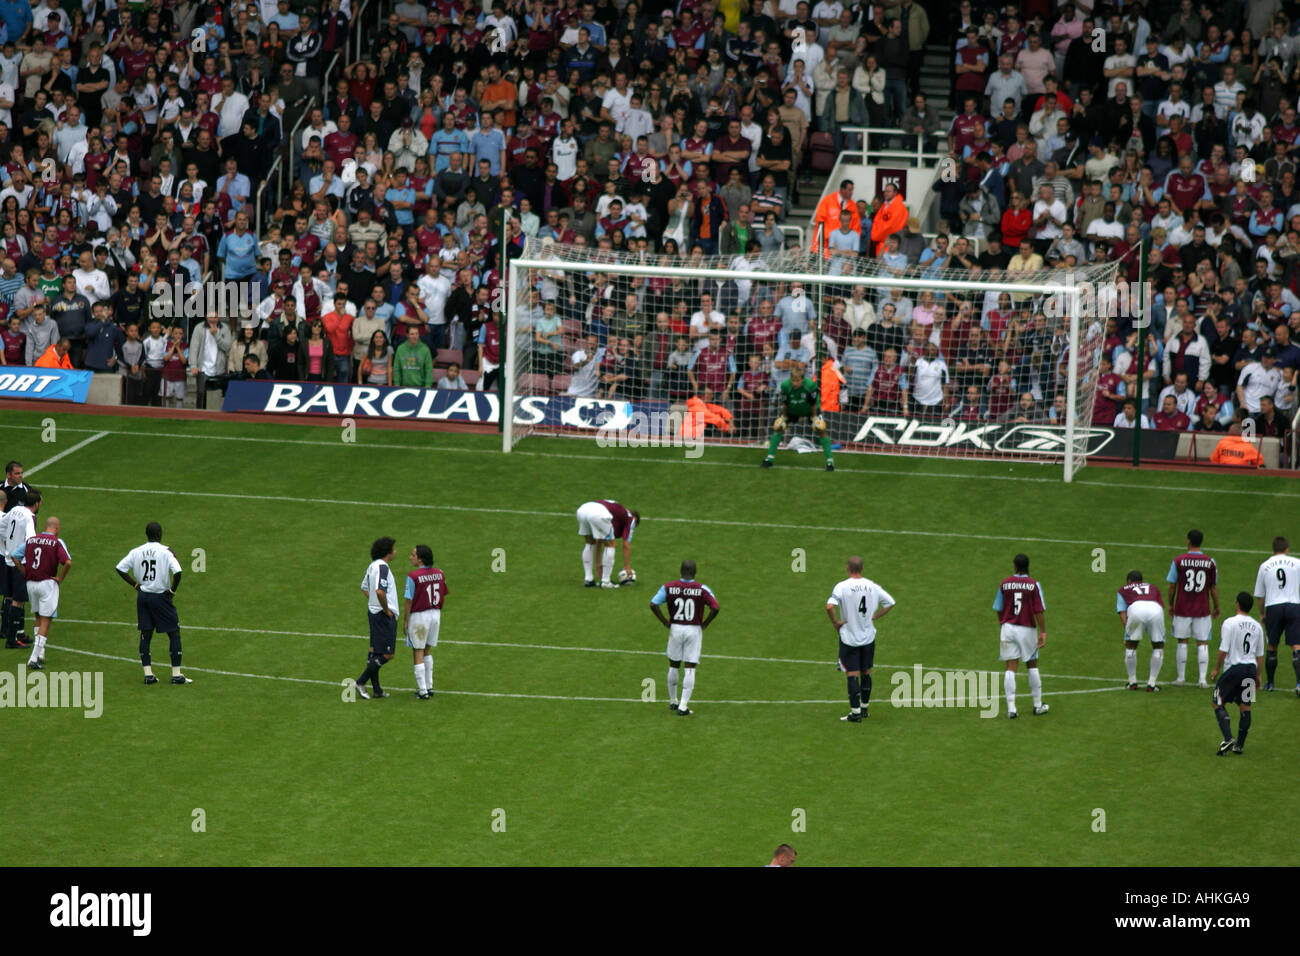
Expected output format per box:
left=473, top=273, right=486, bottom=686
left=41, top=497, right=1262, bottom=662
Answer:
left=652, top=578, right=718, bottom=626
left=1166, top=551, right=1217, bottom=617
left=116, top=542, right=182, bottom=593
left=1254, top=553, right=1300, bottom=608
left=994, top=574, right=1045, bottom=627
left=405, top=566, right=448, bottom=612
left=1219, top=614, right=1264, bottom=668
left=828, top=577, right=896, bottom=647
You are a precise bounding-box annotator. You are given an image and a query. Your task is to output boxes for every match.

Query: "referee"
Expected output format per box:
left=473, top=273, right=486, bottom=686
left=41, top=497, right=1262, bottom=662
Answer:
left=1253, top=536, right=1300, bottom=694
left=1, top=461, right=33, bottom=647
left=1209, top=593, right=1265, bottom=756
left=354, top=537, right=399, bottom=700
left=115, top=522, right=191, bottom=684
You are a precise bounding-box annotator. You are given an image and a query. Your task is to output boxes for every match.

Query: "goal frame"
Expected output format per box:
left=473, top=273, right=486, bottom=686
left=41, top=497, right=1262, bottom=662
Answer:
left=504, top=258, right=1090, bottom=481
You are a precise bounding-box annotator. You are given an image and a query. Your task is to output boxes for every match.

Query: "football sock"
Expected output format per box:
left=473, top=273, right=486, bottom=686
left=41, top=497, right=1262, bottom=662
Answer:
left=1292, top=648, right=1300, bottom=684
left=371, top=655, right=387, bottom=693
left=8, top=604, right=22, bottom=637
left=601, top=548, right=614, bottom=582
left=666, top=666, right=679, bottom=705
left=1003, top=670, right=1016, bottom=711
left=1124, top=648, right=1137, bottom=684
left=679, top=668, right=695, bottom=709
left=168, top=631, right=182, bottom=667
left=1214, top=705, right=1232, bottom=741
left=27, top=635, right=45, bottom=665
left=581, top=544, right=593, bottom=581
left=356, top=656, right=379, bottom=688
left=1148, top=647, right=1163, bottom=685
left=1175, top=642, right=1187, bottom=681
left=0, top=597, right=10, bottom=640
left=766, top=431, right=781, bottom=457
left=139, top=630, right=153, bottom=667
left=414, top=664, right=426, bottom=694
left=819, top=435, right=833, bottom=462
left=1237, top=710, right=1251, bottom=746
left=1027, top=668, right=1042, bottom=707
left=847, top=674, right=861, bottom=711
left=1265, top=649, right=1277, bottom=683
left=862, top=674, right=872, bottom=705
left=423, top=656, right=433, bottom=691
left=1197, top=644, right=1209, bottom=684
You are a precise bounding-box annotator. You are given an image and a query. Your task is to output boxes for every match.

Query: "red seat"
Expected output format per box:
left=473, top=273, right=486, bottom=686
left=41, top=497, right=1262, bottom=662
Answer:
left=435, top=348, right=463, bottom=368
left=551, top=374, right=571, bottom=392
left=520, top=373, right=551, bottom=395
left=461, top=370, right=480, bottom=388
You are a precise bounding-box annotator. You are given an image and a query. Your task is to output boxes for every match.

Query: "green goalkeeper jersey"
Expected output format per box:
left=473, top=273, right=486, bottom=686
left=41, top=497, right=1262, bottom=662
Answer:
left=780, top=377, right=820, bottom=417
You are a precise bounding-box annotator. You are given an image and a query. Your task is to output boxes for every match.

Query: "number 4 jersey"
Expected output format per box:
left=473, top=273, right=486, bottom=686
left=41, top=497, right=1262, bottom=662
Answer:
left=652, top=579, right=719, bottom=627
left=1166, top=551, right=1217, bottom=618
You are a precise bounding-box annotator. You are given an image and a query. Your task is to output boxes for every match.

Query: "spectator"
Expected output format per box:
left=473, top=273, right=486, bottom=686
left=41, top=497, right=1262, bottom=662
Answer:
left=437, top=362, right=469, bottom=391
left=393, top=324, right=433, bottom=388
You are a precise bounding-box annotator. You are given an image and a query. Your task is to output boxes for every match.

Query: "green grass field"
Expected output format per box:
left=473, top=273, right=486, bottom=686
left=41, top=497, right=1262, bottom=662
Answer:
left=0, top=410, right=1294, bottom=866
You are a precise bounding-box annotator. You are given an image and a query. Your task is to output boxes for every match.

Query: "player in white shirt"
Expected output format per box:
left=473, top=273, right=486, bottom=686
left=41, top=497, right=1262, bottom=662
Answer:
left=1253, top=535, right=1300, bottom=694
left=825, top=556, right=895, bottom=722
left=1208, top=593, right=1266, bottom=755
left=115, top=521, right=190, bottom=684
left=0, top=489, right=39, bottom=648
left=353, top=536, right=399, bottom=700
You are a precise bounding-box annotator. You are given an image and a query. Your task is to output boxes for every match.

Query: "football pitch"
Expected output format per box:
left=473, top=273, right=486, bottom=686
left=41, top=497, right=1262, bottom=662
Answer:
left=1, top=410, right=1294, bottom=867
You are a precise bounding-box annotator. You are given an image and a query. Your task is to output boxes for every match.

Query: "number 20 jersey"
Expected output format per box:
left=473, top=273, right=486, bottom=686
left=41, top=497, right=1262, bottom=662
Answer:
left=656, top=579, right=718, bottom=626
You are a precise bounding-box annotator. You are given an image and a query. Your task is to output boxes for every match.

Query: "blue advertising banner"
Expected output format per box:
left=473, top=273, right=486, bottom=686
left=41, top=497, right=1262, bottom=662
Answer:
left=223, top=381, right=669, bottom=430
left=0, top=367, right=94, bottom=402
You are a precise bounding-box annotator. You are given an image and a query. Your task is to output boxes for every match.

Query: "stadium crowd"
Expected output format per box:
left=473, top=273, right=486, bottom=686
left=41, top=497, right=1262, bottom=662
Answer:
left=0, top=0, right=1291, bottom=461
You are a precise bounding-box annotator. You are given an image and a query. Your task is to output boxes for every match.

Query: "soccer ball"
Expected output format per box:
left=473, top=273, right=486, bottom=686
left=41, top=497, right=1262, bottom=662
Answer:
left=618, top=569, right=637, bottom=585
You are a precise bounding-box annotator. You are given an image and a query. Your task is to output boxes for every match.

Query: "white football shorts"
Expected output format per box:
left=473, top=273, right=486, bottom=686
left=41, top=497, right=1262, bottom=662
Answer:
left=1124, top=601, right=1166, bottom=643
left=999, top=622, right=1038, bottom=661
left=405, top=609, right=441, bottom=649
left=27, top=578, right=58, bottom=618
left=1171, top=615, right=1211, bottom=641
left=576, top=501, right=614, bottom=540
left=666, top=623, right=703, bottom=665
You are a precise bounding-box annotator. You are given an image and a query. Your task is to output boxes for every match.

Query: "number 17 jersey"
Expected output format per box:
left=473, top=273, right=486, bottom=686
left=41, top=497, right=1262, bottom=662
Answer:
left=994, top=574, right=1045, bottom=627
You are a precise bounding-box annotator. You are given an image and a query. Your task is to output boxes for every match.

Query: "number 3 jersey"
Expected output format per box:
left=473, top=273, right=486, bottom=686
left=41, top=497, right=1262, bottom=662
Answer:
left=116, top=542, right=182, bottom=593
left=994, top=574, right=1045, bottom=627
left=652, top=578, right=718, bottom=627
left=1166, top=550, right=1217, bottom=617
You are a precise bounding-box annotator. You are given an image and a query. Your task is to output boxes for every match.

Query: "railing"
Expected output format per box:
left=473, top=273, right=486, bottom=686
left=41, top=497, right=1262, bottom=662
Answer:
left=778, top=224, right=804, bottom=249
left=838, top=127, right=947, bottom=168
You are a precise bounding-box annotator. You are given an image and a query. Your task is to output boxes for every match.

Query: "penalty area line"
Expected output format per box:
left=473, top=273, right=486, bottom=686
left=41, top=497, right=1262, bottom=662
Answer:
left=54, top=617, right=1120, bottom=682
left=40, top=644, right=1129, bottom=703
left=23, top=431, right=108, bottom=477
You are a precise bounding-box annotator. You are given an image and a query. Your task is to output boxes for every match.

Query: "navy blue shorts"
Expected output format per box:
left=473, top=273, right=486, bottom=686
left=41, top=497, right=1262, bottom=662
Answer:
left=839, top=640, right=876, bottom=673
left=3, top=563, right=28, bottom=602
left=1263, top=603, right=1300, bottom=646
left=369, top=611, right=397, bottom=656
left=1213, top=663, right=1258, bottom=707
left=137, top=590, right=179, bottom=633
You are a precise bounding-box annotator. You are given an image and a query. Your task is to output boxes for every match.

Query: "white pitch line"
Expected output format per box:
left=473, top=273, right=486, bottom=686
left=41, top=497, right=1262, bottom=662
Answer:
left=35, top=482, right=1269, bottom=555
left=37, top=644, right=1131, bottom=703
left=52, top=617, right=1122, bottom=683
left=1, top=422, right=1295, bottom=498
left=23, top=431, right=107, bottom=477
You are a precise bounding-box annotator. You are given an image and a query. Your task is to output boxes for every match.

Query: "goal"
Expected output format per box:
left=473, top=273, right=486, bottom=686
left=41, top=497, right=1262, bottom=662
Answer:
left=502, top=237, right=1123, bottom=481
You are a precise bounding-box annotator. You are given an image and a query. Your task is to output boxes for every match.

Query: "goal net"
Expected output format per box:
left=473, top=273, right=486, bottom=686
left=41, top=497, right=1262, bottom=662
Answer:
left=503, top=237, right=1124, bottom=481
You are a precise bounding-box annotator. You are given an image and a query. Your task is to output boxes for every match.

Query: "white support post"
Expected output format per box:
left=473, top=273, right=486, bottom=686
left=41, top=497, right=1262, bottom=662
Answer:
left=502, top=261, right=519, bottom=453
left=1063, top=284, right=1082, bottom=482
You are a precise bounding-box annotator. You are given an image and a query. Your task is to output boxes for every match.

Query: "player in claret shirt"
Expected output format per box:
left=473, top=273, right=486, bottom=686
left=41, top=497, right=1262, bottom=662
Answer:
left=992, top=553, right=1048, bottom=718
left=575, top=498, right=639, bottom=589
left=1117, top=570, right=1167, bottom=692
left=760, top=361, right=834, bottom=471
left=650, top=559, right=719, bottom=716
left=1166, top=529, right=1220, bottom=688
left=12, top=515, right=70, bottom=670
left=403, top=545, right=447, bottom=701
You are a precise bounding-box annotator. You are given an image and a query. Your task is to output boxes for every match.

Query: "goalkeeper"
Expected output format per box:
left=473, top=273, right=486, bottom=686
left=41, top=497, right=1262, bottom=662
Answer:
left=760, top=361, right=835, bottom=471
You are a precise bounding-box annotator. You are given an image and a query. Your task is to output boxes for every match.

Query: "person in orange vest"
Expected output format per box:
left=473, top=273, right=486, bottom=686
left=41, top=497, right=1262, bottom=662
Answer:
left=1209, top=427, right=1264, bottom=467
left=820, top=357, right=845, bottom=412
left=870, top=182, right=908, bottom=256
left=683, top=387, right=734, bottom=439
left=34, top=339, right=74, bottom=370
left=812, top=179, right=861, bottom=251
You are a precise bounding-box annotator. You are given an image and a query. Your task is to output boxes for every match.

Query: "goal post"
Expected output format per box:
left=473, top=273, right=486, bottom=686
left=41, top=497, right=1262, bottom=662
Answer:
left=503, top=238, right=1117, bottom=480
